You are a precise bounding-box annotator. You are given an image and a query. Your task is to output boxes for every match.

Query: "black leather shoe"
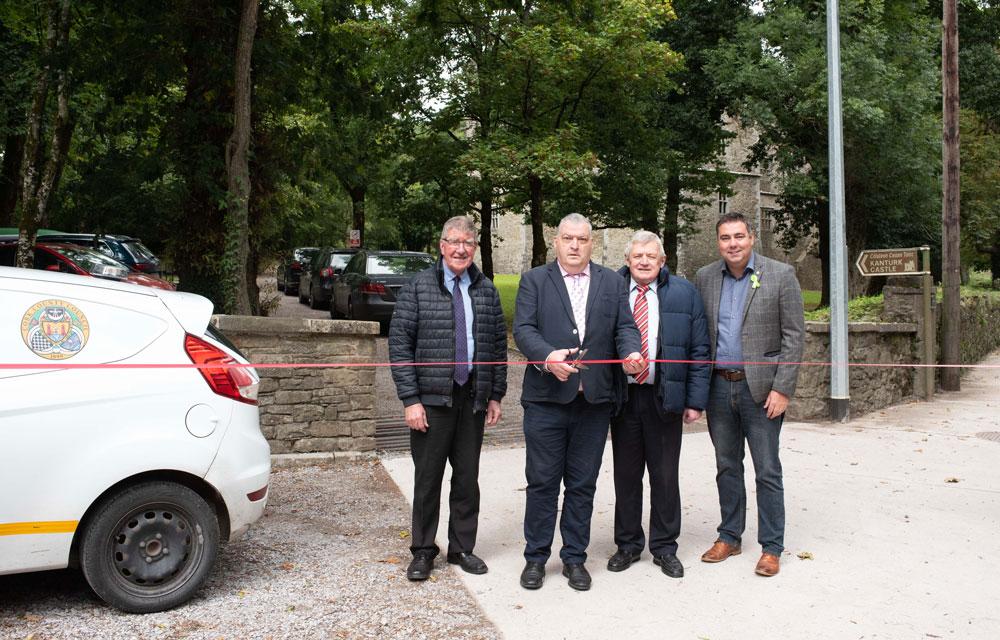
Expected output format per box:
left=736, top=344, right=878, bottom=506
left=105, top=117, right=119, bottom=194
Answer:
left=653, top=553, right=685, bottom=578
left=562, top=562, right=592, bottom=591
left=520, top=561, right=546, bottom=589
left=607, top=548, right=641, bottom=572
left=447, top=551, right=488, bottom=575
left=406, top=552, right=434, bottom=581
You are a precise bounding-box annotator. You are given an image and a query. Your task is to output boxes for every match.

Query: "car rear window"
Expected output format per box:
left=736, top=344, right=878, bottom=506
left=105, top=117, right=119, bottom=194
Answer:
left=328, top=253, right=353, bottom=270
left=367, top=255, right=434, bottom=275
left=51, top=245, right=130, bottom=272
left=122, top=240, right=157, bottom=263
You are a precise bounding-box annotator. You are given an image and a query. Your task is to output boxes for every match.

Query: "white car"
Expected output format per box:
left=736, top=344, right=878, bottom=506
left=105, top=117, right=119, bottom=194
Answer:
left=0, top=266, right=270, bottom=613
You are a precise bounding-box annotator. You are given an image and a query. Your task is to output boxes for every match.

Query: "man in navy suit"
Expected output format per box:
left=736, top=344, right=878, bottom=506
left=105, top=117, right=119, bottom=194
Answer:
left=513, top=213, right=644, bottom=591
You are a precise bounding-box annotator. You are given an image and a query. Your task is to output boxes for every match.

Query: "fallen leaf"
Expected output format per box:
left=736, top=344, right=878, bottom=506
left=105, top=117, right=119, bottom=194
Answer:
left=797, top=551, right=814, bottom=560
left=22, top=614, right=42, bottom=623
left=429, top=575, right=438, bottom=582
left=238, top=590, right=248, bottom=598
left=287, top=605, right=296, bottom=612
left=945, top=477, right=961, bottom=483
left=378, top=556, right=402, bottom=564
left=514, top=604, right=523, bottom=610
left=398, top=530, right=410, bottom=539
left=280, top=562, right=295, bottom=571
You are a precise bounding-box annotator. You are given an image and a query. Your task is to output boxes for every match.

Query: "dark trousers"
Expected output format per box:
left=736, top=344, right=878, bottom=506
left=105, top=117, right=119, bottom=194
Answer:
left=610, top=384, right=683, bottom=556
left=706, top=376, right=785, bottom=556
left=522, top=396, right=612, bottom=565
left=409, top=381, right=485, bottom=557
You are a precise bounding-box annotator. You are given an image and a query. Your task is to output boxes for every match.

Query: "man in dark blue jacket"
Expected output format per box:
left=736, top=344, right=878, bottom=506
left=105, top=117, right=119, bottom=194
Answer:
left=606, top=230, right=711, bottom=579
left=389, top=216, right=507, bottom=582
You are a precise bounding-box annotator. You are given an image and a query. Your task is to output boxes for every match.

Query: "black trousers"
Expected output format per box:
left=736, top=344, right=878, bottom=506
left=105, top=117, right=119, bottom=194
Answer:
left=409, top=381, right=485, bottom=557
left=610, top=384, right=683, bottom=556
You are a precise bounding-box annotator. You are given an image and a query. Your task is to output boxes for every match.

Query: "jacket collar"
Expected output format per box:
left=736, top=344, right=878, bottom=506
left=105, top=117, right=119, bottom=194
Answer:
left=435, top=257, right=483, bottom=291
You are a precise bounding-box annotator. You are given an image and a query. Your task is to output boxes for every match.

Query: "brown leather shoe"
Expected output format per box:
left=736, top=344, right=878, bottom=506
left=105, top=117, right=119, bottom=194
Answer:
left=701, top=540, right=742, bottom=563
left=755, top=552, right=780, bottom=577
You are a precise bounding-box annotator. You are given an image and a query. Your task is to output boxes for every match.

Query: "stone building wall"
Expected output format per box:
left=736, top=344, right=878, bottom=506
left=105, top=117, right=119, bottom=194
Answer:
left=211, top=316, right=379, bottom=454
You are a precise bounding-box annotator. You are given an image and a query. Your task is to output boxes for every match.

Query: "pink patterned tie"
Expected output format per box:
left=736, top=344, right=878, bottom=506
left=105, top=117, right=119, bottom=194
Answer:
left=633, top=284, right=650, bottom=384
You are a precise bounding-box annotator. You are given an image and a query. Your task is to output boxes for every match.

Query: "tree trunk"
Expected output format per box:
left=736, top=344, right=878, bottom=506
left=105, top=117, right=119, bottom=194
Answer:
left=17, top=0, right=72, bottom=268
left=989, top=247, right=1000, bottom=284
left=479, top=190, right=494, bottom=279
left=349, top=186, right=365, bottom=247
left=0, top=134, right=25, bottom=226
left=223, top=0, right=258, bottom=316
left=528, top=174, right=547, bottom=267
left=662, top=172, right=681, bottom=272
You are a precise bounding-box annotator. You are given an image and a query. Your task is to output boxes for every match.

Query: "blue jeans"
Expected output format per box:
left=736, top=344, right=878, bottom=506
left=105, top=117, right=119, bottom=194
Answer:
left=522, top=397, right=612, bottom=564
left=706, top=377, right=785, bottom=556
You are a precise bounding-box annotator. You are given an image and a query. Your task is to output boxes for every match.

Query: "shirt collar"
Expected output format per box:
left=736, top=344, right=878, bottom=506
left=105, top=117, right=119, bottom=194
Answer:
left=721, top=252, right=756, bottom=279
left=442, top=263, right=469, bottom=285
left=630, top=277, right=656, bottom=293
left=558, top=262, right=591, bottom=278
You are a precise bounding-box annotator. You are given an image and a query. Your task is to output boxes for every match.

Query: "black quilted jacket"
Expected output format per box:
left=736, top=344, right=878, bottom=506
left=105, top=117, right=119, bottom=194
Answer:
left=388, top=259, right=507, bottom=411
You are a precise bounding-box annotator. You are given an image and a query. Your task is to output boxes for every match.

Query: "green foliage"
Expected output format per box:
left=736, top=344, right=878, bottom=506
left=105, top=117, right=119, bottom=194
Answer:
left=805, top=294, right=885, bottom=322
left=492, top=273, right=520, bottom=329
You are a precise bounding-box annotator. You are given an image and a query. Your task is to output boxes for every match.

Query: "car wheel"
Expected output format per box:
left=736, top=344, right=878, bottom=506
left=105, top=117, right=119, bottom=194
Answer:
left=309, top=287, right=323, bottom=310
left=284, top=283, right=296, bottom=297
left=80, top=481, right=220, bottom=613
left=346, top=297, right=354, bottom=320
left=330, top=298, right=343, bottom=319
left=298, top=286, right=308, bottom=304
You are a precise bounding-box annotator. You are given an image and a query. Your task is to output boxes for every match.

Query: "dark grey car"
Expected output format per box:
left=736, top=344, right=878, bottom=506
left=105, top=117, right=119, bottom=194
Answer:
left=299, top=247, right=358, bottom=309
left=331, top=250, right=435, bottom=331
left=277, top=247, right=319, bottom=296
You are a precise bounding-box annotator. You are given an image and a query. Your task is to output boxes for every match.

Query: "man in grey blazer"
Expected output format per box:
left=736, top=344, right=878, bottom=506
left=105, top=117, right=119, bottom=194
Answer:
left=694, top=212, right=804, bottom=578
left=514, top=213, right=645, bottom=591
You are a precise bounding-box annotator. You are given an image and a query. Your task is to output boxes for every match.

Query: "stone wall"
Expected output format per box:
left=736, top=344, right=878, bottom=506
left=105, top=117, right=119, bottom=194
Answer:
left=789, top=322, right=918, bottom=421
left=955, top=295, right=1000, bottom=370
left=211, top=316, right=379, bottom=454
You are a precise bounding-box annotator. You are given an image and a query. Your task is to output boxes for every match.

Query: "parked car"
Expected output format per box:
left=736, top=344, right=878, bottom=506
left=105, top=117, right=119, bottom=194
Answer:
left=37, top=232, right=163, bottom=276
left=0, top=266, right=270, bottom=613
left=276, top=247, right=319, bottom=296
left=299, top=247, right=358, bottom=309
left=331, top=250, right=435, bottom=329
left=0, top=241, right=176, bottom=290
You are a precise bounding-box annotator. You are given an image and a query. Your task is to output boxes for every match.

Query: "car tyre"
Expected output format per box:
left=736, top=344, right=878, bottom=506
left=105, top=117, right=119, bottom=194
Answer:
left=330, top=298, right=343, bottom=319
left=346, top=297, right=355, bottom=320
left=80, top=481, right=220, bottom=613
left=298, top=285, right=309, bottom=304
left=309, top=286, right=323, bottom=310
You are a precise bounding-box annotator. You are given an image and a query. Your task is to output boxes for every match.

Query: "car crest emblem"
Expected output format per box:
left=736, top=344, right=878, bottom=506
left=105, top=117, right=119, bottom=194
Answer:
left=21, top=300, right=90, bottom=360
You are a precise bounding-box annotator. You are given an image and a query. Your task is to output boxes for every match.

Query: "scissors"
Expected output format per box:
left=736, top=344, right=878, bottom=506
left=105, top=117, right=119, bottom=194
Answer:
left=569, top=347, right=589, bottom=370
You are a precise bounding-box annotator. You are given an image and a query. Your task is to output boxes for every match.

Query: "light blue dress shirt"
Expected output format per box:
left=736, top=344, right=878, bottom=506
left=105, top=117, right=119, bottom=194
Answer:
left=443, top=263, right=474, bottom=376
left=716, top=253, right=756, bottom=371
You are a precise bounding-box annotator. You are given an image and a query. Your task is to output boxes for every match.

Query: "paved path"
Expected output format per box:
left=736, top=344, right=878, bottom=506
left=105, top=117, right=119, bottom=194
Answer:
left=383, top=353, right=1000, bottom=639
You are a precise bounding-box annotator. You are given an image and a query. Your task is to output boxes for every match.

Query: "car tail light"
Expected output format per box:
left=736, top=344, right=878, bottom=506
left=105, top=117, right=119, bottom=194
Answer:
left=291, top=260, right=301, bottom=269
left=361, top=282, right=386, bottom=295
left=184, top=334, right=259, bottom=405
left=320, top=267, right=334, bottom=278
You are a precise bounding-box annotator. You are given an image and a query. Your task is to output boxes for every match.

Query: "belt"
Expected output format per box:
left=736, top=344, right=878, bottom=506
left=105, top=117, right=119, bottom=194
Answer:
left=714, top=369, right=745, bottom=382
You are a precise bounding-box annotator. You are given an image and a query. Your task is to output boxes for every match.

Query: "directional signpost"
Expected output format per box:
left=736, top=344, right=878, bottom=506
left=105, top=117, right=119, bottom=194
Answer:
left=857, top=246, right=934, bottom=399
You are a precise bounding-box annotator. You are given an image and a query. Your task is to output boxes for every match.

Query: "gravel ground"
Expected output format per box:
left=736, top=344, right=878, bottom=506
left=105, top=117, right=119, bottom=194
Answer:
left=0, top=460, right=501, bottom=640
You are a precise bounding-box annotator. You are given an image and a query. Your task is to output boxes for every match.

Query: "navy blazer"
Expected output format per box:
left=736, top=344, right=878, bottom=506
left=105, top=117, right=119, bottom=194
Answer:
left=514, top=260, right=641, bottom=409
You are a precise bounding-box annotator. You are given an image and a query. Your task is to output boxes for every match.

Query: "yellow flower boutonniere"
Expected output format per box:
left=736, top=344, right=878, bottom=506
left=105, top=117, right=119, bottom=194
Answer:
left=750, top=273, right=761, bottom=289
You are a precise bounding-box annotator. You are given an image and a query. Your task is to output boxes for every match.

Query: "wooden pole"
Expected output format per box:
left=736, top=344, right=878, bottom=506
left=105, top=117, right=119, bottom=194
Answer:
left=941, top=0, right=961, bottom=391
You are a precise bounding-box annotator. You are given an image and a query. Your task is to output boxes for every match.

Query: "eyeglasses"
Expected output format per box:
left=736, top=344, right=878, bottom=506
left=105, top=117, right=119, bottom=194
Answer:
left=442, top=238, right=477, bottom=249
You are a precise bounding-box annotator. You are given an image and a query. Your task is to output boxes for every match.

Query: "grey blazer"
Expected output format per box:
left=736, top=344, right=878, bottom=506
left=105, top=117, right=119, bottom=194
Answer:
left=514, top=260, right=641, bottom=410
left=694, top=252, right=805, bottom=403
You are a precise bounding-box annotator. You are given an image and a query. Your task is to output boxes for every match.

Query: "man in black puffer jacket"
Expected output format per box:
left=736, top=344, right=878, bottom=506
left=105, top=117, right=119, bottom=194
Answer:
left=606, top=230, right=711, bottom=581
left=389, top=215, right=507, bottom=582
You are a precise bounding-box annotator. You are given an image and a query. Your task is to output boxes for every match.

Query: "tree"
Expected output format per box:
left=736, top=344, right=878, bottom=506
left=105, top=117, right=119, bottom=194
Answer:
left=960, top=110, right=1000, bottom=281
left=16, top=0, right=74, bottom=267
left=222, top=0, right=259, bottom=315
left=708, top=0, right=941, bottom=304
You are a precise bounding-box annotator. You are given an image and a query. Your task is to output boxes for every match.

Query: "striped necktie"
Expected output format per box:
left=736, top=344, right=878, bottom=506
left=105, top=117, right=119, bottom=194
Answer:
left=633, top=284, right=650, bottom=384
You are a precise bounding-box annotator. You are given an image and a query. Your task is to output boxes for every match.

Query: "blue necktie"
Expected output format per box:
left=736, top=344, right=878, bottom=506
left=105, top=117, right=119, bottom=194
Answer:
left=453, top=276, right=469, bottom=386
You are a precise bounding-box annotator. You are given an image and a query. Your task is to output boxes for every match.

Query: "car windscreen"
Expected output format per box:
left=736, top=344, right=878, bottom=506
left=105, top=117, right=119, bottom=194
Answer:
left=294, top=248, right=320, bottom=262
left=50, top=245, right=131, bottom=272
left=366, top=255, right=434, bottom=275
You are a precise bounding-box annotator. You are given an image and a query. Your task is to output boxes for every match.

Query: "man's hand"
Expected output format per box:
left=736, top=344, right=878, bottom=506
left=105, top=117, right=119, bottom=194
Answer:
left=486, top=399, right=502, bottom=426
left=405, top=403, right=429, bottom=432
left=764, top=390, right=789, bottom=420
left=621, top=351, right=646, bottom=376
left=683, top=408, right=703, bottom=424
left=545, top=347, right=580, bottom=382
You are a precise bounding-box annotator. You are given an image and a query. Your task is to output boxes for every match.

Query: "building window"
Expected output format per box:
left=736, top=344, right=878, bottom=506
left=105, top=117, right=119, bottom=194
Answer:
left=492, top=210, right=501, bottom=231
left=717, top=192, right=728, bottom=215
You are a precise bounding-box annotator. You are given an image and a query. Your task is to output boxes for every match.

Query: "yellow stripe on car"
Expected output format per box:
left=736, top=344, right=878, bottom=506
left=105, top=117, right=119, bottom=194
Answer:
left=0, top=521, right=78, bottom=536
